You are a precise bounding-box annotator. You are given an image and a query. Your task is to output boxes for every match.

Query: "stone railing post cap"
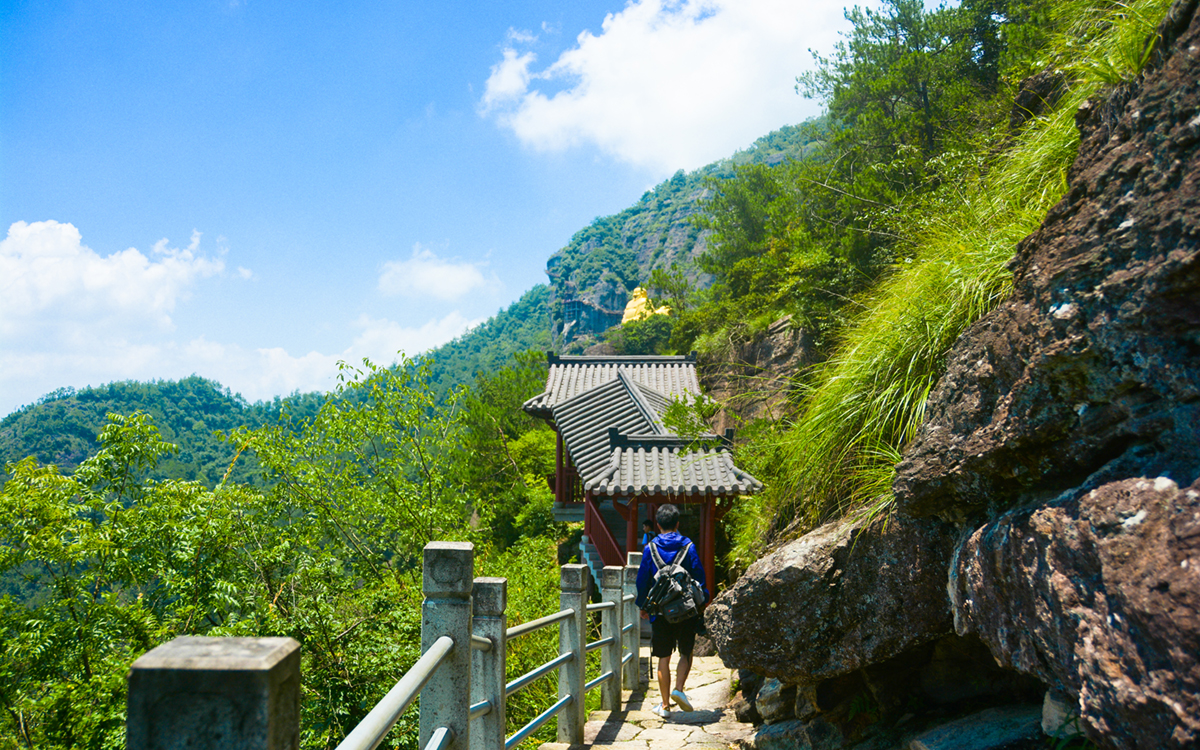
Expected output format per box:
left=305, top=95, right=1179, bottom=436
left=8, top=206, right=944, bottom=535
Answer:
left=560, top=564, right=587, bottom=591
left=473, top=577, right=507, bottom=615
left=424, top=541, right=475, bottom=596
left=130, top=636, right=300, bottom=672
left=601, top=566, right=623, bottom=587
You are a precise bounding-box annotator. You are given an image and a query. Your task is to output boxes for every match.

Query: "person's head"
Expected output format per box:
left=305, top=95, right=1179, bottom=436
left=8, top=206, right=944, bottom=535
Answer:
left=643, top=519, right=654, bottom=532
left=655, top=504, right=680, bottom=531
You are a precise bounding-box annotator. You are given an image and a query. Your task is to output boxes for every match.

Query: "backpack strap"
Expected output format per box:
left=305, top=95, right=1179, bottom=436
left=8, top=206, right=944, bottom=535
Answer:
left=648, top=541, right=667, bottom=569
left=650, top=540, right=692, bottom=572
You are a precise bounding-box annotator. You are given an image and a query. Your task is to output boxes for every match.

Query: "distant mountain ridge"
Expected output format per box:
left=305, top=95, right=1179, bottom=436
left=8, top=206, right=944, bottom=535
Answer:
left=1, top=122, right=820, bottom=475
left=545, top=122, right=823, bottom=343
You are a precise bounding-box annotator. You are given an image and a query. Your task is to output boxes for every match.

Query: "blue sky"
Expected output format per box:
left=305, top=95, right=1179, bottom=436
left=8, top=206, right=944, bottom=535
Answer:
left=1, top=0, right=862, bottom=416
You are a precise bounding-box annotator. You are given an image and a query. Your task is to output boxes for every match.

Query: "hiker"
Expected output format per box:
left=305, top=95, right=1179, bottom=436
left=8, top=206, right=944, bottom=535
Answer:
left=635, top=503, right=707, bottom=718
left=641, top=519, right=655, bottom=547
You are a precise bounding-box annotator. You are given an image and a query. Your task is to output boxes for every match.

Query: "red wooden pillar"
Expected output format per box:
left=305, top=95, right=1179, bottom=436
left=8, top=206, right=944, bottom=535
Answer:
left=554, top=431, right=564, bottom=505
left=626, top=498, right=639, bottom=557
left=701, top=497, right=716, bottom=599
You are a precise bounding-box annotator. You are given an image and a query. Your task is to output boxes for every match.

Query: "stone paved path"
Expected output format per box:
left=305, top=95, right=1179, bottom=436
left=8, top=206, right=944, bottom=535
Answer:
left=539, top=645, right=755, bottom=750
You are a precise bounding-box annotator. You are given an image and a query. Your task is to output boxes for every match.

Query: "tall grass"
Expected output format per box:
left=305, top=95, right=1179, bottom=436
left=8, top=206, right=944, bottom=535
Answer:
left=733, top=0, right=1176, bottom=557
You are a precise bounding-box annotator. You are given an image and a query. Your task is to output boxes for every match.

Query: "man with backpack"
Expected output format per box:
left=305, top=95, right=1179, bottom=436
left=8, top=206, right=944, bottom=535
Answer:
left=635, top=503, right=708, bottom=718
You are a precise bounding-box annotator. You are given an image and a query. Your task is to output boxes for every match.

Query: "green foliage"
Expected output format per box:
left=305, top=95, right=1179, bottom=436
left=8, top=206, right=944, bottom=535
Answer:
left=799, top=0, right=1006, bottom=159
left=0, top=376, right=323, bottom=486
left=605, top=314, right=676, bottom=356
left=548, top=125, right=823, bottom=342
left=454, top=352, right=562, bottom=550
left=423, top=286, right=553, bottom=401
left=736, top=0, right=1175, bottom=553
left=1, top=354, right=573, bottom=749
left=238, top=356, right=471, bottom=574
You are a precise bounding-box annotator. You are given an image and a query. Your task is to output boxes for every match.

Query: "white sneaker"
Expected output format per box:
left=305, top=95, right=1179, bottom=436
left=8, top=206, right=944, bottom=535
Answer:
left=671, top=689, right=693, bottom=712
left=651, top=703, right=671, bottom=718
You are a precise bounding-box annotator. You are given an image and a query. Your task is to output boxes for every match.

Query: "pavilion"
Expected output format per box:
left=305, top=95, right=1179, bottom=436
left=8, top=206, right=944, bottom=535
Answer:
left=522, top=352, right=762, bottom=591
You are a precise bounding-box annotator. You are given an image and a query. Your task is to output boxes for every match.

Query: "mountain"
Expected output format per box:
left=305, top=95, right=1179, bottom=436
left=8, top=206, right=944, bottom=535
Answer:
left=0, top=377, right=323, bottom=484
left=544, top=122, right=824, bottom=344
left=0, top=122, right=820, bottom=476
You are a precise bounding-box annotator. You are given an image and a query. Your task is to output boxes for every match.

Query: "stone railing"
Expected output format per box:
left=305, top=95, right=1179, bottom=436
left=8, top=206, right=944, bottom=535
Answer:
left=125, top=542, right=643, bottom=750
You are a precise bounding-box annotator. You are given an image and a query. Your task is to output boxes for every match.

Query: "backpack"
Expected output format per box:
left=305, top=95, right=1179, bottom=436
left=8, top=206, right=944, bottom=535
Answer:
left=644, top=540, right=707, bottom=623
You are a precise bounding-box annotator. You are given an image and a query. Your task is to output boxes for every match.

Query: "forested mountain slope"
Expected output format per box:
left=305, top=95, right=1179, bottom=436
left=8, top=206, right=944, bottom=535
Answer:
left=0, top=377, right=322, bottom=483
left=545, top=123, right=823, bottom=344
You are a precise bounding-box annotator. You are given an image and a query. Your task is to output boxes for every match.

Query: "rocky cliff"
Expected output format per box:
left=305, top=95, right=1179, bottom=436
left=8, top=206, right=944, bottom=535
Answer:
left=707, top=1, right=1200, bottom=747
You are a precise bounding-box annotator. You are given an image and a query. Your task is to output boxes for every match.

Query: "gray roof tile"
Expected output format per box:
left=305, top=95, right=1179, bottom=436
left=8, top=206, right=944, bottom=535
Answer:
left=523, top=354, right=700, bottom=416
left=547, top=369, right=762, bottom=498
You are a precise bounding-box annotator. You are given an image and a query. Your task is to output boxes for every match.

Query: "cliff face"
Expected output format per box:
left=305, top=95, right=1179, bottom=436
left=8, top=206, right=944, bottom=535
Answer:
left=708, top=2, right=1200, bottom=747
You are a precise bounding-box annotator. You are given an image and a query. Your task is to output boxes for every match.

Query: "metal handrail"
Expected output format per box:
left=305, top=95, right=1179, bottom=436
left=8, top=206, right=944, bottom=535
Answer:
left=505, top=651, right=574, bottom=698
left=505, top=608, right=572, bottom=640
left=339, top=550, right=638, bottom=750
left=623, top=594, right=635, bottom=603
left=504, top=694, right=573, bottom=750
left=584, top=670, right=614, bottom=692
left=335, top=635, right=455, bottom=750
left=586, top=635, right=615, bottom=653
left=424, top=727, right=453, bottom=750
left=468, top=700, right=491, bottom=720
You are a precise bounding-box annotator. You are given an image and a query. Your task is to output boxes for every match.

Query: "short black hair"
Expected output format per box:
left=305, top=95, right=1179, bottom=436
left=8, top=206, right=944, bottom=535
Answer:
left=656, top=504, right=680, bottom=530
left=642, top=519, right=654, bottom=529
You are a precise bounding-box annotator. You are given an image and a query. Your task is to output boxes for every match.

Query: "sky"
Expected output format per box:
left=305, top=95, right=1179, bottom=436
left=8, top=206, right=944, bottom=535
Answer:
left=1, top=0, right=865, bottom=417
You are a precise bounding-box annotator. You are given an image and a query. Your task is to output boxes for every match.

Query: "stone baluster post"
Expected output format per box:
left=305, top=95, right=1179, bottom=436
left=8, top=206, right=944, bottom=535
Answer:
left=624, top=552, right=642, bottom=688
left=471, top=577, right=506, bottom=750
left=421, top=542, right=474, bottom=750
left=126, top=636, right=300, bottom=750
left=557, top=564, right=587, bottom=744
left=600, top=565, right=624, bottom=709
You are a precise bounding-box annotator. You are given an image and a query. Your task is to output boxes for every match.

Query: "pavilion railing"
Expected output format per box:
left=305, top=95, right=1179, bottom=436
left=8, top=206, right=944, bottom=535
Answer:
left=584, top=495, right=625, bottom=568
left=125, top=543, right=646, bottom=750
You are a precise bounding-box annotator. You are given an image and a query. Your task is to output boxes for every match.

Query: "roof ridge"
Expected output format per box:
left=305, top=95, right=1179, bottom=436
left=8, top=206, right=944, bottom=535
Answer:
left=616, top=371, right=665, bottom=435
left=546, top=351, right=697, bottom=365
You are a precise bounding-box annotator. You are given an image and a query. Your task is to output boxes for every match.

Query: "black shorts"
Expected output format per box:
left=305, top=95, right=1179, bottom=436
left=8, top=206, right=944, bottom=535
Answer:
left=651, top=616, right=697, bottom=659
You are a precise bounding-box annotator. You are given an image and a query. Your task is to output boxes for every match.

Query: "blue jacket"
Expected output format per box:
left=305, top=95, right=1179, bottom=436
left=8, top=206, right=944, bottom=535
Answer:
left=635, top=530, right=707, bottom=620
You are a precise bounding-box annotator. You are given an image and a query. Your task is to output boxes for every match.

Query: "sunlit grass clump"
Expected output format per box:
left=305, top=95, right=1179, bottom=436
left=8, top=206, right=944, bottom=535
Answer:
left=733, top=0, right=1176, bottom=558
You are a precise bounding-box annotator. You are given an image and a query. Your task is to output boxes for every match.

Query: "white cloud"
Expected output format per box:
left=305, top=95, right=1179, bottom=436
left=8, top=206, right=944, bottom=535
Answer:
left=480, top=0, right=853, bottom=174
left=0, top=222, right=486, bottom=415
left=0, top=220, right=223, bottom=342
left=481, top=48, right=539, bottom=112
left=162, top=312, right=483, bottom=403
left=378, top=244, right=494, bottom=302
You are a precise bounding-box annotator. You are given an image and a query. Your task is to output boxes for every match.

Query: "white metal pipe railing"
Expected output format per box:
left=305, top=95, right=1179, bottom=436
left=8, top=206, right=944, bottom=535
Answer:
left=505, top=608, right=573, bottom=640
left=585, top=671, right=615, bottom=691
left=335, top=635, right=455, bottom=750
left=586, top=636, right=616, bottom=653
left=504, top=694, right=573, bottom=750
left=133, top=542, right=647, bottom=750
left=424, top=727, right=454, bottom=750
left=505, top=651, right=574, bottom=698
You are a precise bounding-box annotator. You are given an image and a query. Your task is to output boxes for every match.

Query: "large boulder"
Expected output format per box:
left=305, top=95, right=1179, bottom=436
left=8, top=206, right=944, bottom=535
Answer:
left=893, top=0, right=1200, bottom=521
left=706, top=513, right=957, bottom=684
left=951, top=476, right=1200, bottom=749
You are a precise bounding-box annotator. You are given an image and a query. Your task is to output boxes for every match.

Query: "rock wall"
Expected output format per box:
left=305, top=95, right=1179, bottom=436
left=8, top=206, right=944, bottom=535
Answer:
left=699, top=315, right=812, bottom=435
left=708, top=2, right=1200, bottom=747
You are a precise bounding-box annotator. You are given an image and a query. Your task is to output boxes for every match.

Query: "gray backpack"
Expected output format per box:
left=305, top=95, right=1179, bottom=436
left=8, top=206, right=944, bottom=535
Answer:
left=644, top=541, right=706, bottom=623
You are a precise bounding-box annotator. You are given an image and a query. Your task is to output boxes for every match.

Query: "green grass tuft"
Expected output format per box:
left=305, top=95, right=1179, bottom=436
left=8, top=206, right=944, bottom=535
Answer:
left=733, top=0, right=1175, bottom=556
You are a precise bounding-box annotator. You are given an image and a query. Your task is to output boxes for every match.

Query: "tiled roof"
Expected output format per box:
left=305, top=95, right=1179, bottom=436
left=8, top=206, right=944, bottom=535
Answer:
left=588, top=442, right=764, bottom=497
left=548, top=370, right=761, bottom=497
left=523, top=353, right=700, bottom=417
left=551, top=373, right=667, bottom=483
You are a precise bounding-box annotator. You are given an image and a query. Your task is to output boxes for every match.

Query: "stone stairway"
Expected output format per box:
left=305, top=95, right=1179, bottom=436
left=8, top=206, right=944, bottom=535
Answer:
left=538, top=644, right=754, bottom=750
